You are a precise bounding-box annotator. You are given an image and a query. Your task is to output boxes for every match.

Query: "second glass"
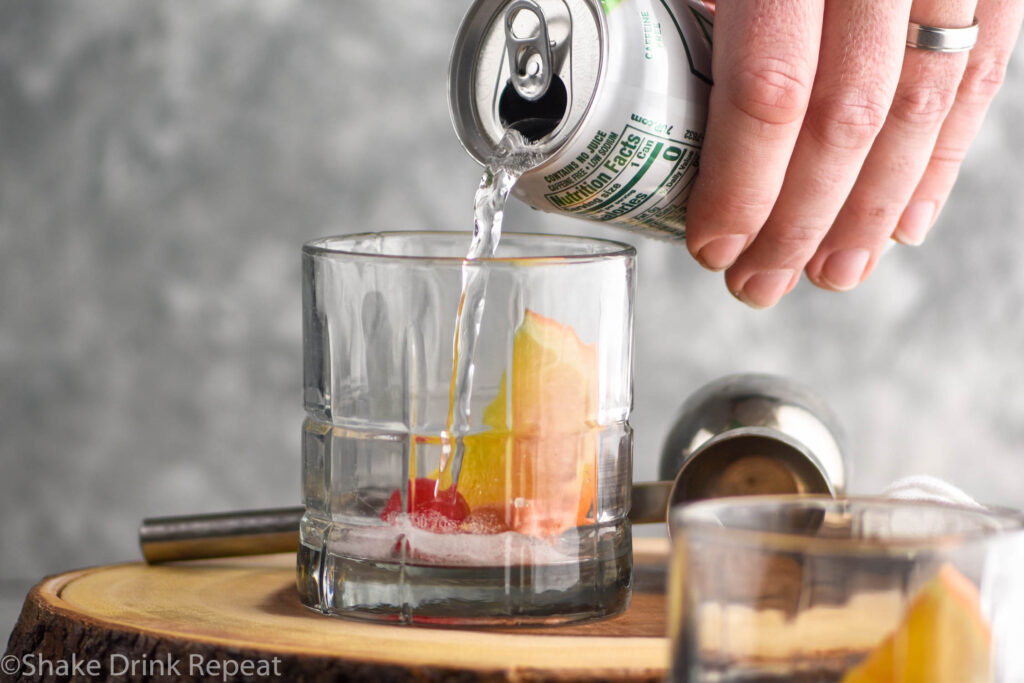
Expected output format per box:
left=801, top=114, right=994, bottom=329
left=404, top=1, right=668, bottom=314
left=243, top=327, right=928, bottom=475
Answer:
left=669, top=496, right=1024, bottom=682
left=297, top=231, right=636, bottom=626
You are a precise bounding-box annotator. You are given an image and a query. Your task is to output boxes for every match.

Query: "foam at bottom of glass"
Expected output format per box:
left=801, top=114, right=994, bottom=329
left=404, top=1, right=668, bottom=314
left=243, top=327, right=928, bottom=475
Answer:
left=296, top=515, right=632, bottom=626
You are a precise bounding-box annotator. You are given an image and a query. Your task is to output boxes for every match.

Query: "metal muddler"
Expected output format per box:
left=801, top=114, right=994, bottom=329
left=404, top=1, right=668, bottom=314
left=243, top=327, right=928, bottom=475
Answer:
left=140, top=374, right=846, bottom=563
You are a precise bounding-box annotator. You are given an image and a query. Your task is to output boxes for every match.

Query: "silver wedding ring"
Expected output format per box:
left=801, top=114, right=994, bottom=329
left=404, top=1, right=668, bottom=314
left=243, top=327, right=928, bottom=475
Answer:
left=907, top=17, right=979, bottom=53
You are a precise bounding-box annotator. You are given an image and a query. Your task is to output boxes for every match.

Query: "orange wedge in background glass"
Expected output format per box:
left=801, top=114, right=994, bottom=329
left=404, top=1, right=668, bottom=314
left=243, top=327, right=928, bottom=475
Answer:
left=436, top=309, right=599, bottom=537
left=842, top=564, right=993, bottom=683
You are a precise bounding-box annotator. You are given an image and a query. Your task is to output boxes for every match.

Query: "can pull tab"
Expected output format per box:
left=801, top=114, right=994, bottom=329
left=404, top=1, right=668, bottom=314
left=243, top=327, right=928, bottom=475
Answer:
left=504, top=0, right=554, bottom=102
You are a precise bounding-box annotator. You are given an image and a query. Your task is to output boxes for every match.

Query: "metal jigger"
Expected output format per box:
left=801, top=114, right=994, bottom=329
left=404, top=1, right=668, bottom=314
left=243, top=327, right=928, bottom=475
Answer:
left=630, top=374, right=846, bottom=533
left=140, top=373, right=846, bottom=562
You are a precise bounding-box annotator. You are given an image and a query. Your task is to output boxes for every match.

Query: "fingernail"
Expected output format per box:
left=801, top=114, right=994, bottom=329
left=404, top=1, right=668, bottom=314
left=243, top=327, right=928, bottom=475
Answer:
left=696, top=235, right=747, bottom=271
left=785, top=270, right=801, bottom=294
left=893, top=201, right=935, bottom=246
left=820, top=248, right=871, bottom=291
left=735, top=270, right=794, bottom=309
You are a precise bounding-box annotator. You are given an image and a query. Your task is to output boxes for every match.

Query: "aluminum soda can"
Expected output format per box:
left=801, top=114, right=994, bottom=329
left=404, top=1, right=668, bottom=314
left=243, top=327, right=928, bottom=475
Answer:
left=449, top=0, right=713, bottom=240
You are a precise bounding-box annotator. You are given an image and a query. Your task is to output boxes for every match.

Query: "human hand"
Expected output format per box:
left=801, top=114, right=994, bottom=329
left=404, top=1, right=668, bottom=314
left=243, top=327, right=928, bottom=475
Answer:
left=685, top=0, right=1024, bottom=308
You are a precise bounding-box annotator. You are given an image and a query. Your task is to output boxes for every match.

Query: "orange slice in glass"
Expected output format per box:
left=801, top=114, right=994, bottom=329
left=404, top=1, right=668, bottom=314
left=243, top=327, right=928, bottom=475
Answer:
left=437, top=309, right=599, bottom=537
left=842, top=564, right=992, bottom=683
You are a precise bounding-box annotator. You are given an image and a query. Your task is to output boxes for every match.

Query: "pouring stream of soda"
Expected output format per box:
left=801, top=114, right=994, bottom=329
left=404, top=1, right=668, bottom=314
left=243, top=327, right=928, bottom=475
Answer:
left=438, top=129, right=544, bottom=495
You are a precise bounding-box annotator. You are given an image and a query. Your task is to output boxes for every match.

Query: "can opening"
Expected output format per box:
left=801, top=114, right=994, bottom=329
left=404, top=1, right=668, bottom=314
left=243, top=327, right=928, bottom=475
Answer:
left=498, top=75, right=568, bottom=141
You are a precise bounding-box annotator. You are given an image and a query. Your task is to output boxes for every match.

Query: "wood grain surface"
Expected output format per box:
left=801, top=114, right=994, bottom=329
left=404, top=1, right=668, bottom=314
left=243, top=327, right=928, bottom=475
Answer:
left=4, top=537, right=672, bottom=682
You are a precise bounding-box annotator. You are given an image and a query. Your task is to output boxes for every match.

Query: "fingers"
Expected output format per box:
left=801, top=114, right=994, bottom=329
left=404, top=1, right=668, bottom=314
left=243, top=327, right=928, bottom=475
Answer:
left=688, top=0, right=1019, bottom=307
left=723, top=0, right=911, bottom=306
left=893, top=0, right=1024, bottom=245
left=685, top=0, right=823, bottom=272
left=804, top=0, right=977, bottom=289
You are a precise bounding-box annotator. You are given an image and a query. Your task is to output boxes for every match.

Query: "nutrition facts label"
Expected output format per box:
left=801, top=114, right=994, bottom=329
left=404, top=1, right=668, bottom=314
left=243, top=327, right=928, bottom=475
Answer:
left=539, top=122, right=700, bottom=238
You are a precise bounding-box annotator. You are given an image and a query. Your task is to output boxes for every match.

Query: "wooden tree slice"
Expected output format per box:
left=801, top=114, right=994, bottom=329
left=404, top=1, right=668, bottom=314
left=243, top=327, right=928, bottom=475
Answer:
left=5, top=537, right=672, bottom=682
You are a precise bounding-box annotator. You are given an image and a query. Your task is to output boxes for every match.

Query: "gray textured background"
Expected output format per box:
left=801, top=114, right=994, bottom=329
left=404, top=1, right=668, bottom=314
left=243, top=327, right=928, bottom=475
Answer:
left=2, top=1, right=1023, bottom=640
